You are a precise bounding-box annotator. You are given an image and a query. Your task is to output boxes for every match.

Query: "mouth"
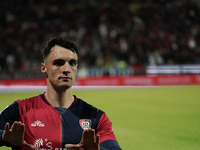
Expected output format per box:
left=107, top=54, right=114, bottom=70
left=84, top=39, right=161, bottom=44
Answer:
left=59, top=76, right=72, bottom=81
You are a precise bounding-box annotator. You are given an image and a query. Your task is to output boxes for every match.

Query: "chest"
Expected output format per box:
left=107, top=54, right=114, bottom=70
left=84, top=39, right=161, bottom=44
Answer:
left=19, top=107, right=91, bottom=149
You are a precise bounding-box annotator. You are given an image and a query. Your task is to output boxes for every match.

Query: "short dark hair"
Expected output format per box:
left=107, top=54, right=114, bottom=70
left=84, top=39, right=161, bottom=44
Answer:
left=41, top=36, right=78, bottom=61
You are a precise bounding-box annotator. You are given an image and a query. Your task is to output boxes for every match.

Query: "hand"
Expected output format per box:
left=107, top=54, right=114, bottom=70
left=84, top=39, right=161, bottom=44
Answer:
left=65, top=128, right=100, bottom=150
left=2, top=121, right=35, bottom=150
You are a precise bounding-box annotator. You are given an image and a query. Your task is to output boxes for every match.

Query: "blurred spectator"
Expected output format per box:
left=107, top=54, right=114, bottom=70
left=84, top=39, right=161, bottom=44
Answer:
left=0, top=0, right=200, bottom=74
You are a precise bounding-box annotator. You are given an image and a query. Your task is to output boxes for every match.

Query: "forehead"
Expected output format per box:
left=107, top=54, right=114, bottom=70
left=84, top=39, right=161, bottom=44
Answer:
left=47, top=45, right=78, bottom=61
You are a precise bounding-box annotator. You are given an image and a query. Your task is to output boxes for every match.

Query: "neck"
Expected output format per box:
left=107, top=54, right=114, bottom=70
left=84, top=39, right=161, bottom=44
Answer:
left=45, top=86, right=74, bottom=108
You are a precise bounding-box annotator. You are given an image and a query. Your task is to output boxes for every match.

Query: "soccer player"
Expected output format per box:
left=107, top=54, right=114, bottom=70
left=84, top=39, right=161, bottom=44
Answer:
left=0, top=36, right=122, bottom=150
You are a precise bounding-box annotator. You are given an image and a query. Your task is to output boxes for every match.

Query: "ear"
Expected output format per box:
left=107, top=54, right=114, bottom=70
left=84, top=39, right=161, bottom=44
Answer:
left=41, top=63, right=47, bottom=77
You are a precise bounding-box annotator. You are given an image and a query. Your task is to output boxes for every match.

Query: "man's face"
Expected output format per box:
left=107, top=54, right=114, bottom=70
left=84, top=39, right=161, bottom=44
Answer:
left=41, top=45, right=78, bottom=90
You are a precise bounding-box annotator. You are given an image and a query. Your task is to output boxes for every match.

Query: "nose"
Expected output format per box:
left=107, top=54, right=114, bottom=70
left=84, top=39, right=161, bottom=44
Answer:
left=62, top=62, right=71, bottom=73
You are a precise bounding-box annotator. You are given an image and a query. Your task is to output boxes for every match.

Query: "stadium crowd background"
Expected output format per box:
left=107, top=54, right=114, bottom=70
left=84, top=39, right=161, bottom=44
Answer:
left=0, top=0, right=200, bottom=78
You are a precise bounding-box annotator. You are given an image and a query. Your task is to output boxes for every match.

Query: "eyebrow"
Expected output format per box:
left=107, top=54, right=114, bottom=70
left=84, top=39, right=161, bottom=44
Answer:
left=53, top=58, right=78, bottom=62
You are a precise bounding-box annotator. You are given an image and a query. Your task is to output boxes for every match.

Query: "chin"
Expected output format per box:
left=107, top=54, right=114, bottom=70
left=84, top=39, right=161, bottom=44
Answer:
left=52, top=80, right=74, bottom=90
left=61, top=83, right=73, bottom=89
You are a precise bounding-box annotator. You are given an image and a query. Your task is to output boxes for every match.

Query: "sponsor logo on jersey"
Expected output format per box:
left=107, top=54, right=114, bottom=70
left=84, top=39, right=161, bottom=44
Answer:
left=79, top=119, right=91, bottom=130
left=31, top=120, right=45, bottom=127
left=34, top=138, right=44, bottom=149
left=33, top=138, right=75, bottom=150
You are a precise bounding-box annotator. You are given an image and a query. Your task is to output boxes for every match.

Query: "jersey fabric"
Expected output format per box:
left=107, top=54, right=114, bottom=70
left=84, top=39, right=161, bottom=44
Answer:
left=0, top=93, right=121, bottom=150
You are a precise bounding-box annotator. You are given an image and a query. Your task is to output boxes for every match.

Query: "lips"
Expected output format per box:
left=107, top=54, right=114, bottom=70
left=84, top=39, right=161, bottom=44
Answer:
left=59, top=76, right=72, bottom=80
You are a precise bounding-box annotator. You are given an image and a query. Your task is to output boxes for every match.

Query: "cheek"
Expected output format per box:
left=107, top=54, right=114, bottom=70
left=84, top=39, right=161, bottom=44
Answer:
left=72, top=68, right=78, bottom=75
left=47, top=68, right=59, bottom=77
left=72, top=65, right=78, bottom=71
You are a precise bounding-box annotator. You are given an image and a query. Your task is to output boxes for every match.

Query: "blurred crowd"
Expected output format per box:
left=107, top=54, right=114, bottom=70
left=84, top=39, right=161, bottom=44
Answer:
left=0, top=0, right=200, bottom=73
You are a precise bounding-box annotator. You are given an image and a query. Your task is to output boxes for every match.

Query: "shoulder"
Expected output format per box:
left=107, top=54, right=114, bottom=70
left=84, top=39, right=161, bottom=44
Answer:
left=15, top=94, right=45, bottom=110
left=0, top=102, right=20, bottom=126
left=0, top=102, right=19, bottom=116
left=72, top=96, right=104, bottom=118
left=15, top=94, right=42, bottom=104
left=77, top=97, right=103, bottom=112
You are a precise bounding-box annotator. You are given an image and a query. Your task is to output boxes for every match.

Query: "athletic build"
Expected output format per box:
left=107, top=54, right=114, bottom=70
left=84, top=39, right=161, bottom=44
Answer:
left=0, top=36, right=121, bottom=150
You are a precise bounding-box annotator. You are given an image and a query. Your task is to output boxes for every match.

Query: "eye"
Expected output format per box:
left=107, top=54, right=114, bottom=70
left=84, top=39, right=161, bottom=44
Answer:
left=53, top=59, right=65, bottom=66
left=69, top=59, right=77, bottom=66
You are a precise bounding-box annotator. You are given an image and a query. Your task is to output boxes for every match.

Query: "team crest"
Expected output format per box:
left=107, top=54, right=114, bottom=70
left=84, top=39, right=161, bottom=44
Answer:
left=79, top=119, right=92, bottom=130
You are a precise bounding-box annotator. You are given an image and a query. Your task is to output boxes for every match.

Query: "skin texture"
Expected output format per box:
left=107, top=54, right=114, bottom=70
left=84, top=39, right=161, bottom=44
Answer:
left=41, top=45, right=78, bottom=91
left=41, top=45, right=78, bottom=108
